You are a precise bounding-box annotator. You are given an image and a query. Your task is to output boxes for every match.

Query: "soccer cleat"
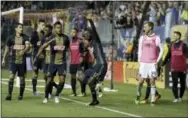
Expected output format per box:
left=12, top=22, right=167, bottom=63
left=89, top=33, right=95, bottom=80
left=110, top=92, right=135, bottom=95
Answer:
left=54, top=96, right=60, bottom=103
left=70, top=93, right=77, bottom=97
left=77, top=93, right=86, bottom=97
left=178, top=98, right=182, bottom=103
left=88, top=100, right=99, bottom=106
left=140, top=99, right=149, bottom=104
left=173, top=99, right=179, bottom=103
left=33, top=91, right=40, bottom=96
left=135, top=99, right=140, bottom=105
left=42, top=98, right=48, bottom=104
left=5, top=95, right=12, bottom=101
left=154, top=94, right=161, bottom=103
left=150, top=102, right=155, bottom=106
left=98, top=92, right=103, bottom=98
left=17, top=96, right=23, bottom=100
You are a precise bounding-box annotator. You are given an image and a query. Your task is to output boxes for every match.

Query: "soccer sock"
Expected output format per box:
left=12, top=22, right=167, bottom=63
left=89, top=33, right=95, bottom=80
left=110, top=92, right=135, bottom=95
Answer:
left=45, top=83, right=50, bottom=98
left=99, top=87, right=102, bottom=92
left=136, top=83, right=142, bottom=100
left=144, top=85, right=150, bottom=100
left=151, top=85, right=156, bottom=102
left=71, top=77, right=76, bottom=94
left=55, top=82, right=65, bottom=96
left=44, top=75, right=48, bottom=84
left=19, top=81, right=25, bottom=97
left=8, top=80, right=14, bottom=96
left=52, top=81, right=58, bottom=89
left=156, top=90, right=159, bottom=96
left=89, top=84, right=97, bottom=101
left=48, top=83, right=53, bottom=95
left=32, top=78, right=37, bottom=92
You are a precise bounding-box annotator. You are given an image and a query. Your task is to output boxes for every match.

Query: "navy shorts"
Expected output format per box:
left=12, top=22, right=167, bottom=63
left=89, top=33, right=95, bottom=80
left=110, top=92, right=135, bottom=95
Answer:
left=48, top=63, right=66, bottom=78
left=33, top=58, right=44, bottom=72
left=10, top=63, right=26, bottom=77
left=43, top=63, right=49, bottom=74
left=70, top=64, right=79, bottom=74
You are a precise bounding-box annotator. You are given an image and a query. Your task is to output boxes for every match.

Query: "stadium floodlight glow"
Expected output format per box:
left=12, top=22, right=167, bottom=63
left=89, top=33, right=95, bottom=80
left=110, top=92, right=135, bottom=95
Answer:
left=2, top=7, right=24, bottom=87
left=1, top=7, right=24, bottom=24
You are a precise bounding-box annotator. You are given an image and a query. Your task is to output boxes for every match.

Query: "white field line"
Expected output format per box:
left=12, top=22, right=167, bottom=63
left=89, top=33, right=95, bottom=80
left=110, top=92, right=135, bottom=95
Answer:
left=1, top=80, right=142, bottom=117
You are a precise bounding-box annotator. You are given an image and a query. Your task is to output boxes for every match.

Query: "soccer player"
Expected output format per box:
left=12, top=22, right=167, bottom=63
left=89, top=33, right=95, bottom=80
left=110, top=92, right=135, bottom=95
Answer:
left=81, top=19, right=107, bottom=106
left=69, top=28, right=85, bottom=96
left=136, top=21, right=164, bottom=106
left=30, top=19, right=45, bottom=96
left=36, top=21, right=69, bottom=103
left=2, top=23, right=30, bottom=100
left=162, top=31, right=188, bottom=103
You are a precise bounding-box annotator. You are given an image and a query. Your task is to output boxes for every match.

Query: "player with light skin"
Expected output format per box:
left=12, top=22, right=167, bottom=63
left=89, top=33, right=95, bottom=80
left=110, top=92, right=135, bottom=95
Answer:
left=2, top=23, right=30, bottom=100
left=136, top=21, right=164, bottom=106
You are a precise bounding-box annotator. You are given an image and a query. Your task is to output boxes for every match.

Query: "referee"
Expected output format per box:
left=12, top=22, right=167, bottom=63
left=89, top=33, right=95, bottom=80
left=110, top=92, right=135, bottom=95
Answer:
left=162, top=31, right=188, bottom=103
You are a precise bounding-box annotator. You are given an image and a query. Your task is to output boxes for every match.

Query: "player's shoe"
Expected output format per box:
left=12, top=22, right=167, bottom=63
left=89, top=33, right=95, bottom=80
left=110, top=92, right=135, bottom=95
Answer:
left=17, top=96, right=23, bottom=100
left=42, top=98, right=48, bottom=104
left=135, top=99, right=140, bottom=105
left=77, top=93, right=86, bottom=97
left=154, top=94, right=161, bottom=103
left=173, top=99, right=179, bottom=103
left=178, top=98, right=182, bottom=103
left=5, top=95, right=12, bottom=101
left=70, top=93, right=77, bottom=97
left=140, top=99, right=149, bottom=104
left=88, top=100, right=99, bottom=106
left=98, top=91, right=103, bottom=98
left=54, top=96, right=60, bottom=103
left=33, top=91, right=40, bottom=96
left=150, top=102, right=155, bottom=106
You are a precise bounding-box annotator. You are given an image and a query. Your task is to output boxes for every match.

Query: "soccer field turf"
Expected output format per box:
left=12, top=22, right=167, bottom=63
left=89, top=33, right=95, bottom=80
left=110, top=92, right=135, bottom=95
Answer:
left=1, top=69, right=188, bottom=117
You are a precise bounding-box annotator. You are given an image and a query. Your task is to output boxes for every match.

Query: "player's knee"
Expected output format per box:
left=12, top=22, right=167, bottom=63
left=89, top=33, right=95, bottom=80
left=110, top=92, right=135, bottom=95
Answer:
left=59, top=76, right=65, bottom=83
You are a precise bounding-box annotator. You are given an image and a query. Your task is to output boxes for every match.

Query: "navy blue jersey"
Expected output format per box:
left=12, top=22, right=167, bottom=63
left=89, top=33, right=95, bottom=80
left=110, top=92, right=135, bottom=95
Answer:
left=6, top=33, right=29, bottom=64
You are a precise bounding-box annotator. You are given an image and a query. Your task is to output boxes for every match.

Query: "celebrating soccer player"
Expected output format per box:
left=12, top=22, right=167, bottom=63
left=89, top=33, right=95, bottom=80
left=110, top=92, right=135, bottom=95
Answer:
left=2, top=23, right=30, bottom=100
left=136, top=21, right=164, bottom=106
left=36, top=21, right=69, bottom=103
left=30, top=19, right=45, bottom=96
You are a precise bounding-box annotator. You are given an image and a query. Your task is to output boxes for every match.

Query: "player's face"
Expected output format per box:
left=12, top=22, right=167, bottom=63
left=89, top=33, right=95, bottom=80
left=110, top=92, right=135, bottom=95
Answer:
left=44, top=27, right=50, bottom=36
left=82, top=30, right=90, bottom=40
left=55, top=24, right=62, bottom=35
left=83, top=39, right=90, bottom=47
left=71, top=30, right=77, bottom=37
left=39, top=22, right=45, bottom=31
left=143, top=24, right=151, bottom=34
left=16, top=25, right=23, bottom=34
left=172, top=33, right=180, bottom=42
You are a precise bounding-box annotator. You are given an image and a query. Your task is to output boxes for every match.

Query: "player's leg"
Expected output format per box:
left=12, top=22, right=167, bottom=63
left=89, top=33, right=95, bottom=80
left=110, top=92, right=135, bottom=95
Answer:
left=32, top=58, right=40, bottom=96
left=179, top=72, right=186, bottom=102
left=5, top=63, right=17, bottom=100
left=171, top=72, right=179, bottom=103
left=70, top=64, right=78, bottom=96
left=54, top=64, right=66, bottom=103
left=17, top=63, right=27, bottom=100
left=140, top=79, right=150, bottom=104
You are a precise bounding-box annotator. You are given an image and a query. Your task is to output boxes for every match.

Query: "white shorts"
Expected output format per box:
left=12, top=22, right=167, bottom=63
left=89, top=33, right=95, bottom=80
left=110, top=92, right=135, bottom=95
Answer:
left=138, top=62, right=158, bottom=79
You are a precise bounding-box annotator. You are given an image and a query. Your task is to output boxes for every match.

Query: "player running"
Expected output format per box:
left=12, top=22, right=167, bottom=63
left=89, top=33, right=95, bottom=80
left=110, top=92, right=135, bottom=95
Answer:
left=30, top=19, right=45, bottom=96
left=36, top=21, right=69, bottom=103
left=136, top=21, right=164, bottom=106
left=69, top=28, right=85, bottom=97
left=81, top=19, right=107, bottom=106
left=2, top=23, right=30, bottom=100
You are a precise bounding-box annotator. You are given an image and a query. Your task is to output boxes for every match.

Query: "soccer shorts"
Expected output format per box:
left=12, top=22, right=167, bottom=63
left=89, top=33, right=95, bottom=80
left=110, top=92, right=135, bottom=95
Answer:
left=138, top=62, right=158, bottom=79
left=70, top=64, right=79, bottom=74
left=48, top=63, right=67, bottom=78
left=33, top=58, right=44, bottom=72
left=10, top=62, right=26, bottom=77
left=43, top=63, right=49, bottom=74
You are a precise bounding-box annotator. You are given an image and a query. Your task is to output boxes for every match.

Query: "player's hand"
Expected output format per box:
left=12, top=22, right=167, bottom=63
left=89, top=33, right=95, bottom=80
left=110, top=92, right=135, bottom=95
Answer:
left=88, top=47, right=93, bottom=54
left=79, top=57, right=84, bottom=63
left=2, top=59, right=5, bottom=67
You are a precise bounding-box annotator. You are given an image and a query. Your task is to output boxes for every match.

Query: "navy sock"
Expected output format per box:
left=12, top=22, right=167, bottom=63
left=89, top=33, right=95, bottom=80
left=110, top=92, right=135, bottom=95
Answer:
left=8, top=80, right=14, bottom=96
left=32, top=78, right=37, bottom=92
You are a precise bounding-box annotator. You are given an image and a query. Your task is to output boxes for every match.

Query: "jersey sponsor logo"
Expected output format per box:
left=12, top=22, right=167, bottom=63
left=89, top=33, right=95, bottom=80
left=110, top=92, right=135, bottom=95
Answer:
left=54, top=45, right=65, bottom=51
left=13, top=45, right=25, bottom=50
left=70, top=45, right=79, bottom=50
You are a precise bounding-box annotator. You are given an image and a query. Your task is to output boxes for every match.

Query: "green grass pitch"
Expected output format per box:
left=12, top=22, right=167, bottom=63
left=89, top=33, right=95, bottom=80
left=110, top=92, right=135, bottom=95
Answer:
left=1, top=69, right=188, bottom=117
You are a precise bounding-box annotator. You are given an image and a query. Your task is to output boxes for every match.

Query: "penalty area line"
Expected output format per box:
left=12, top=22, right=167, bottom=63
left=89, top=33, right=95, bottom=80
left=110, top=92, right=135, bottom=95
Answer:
left=1, top=81, right=142, bottom=117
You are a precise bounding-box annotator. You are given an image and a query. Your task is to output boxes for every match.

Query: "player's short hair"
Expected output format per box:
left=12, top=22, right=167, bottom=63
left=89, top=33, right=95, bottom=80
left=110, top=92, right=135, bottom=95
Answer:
left=174, top=31, right=181, bottom=39
left=72, top=28, right=79, bottom=32
left=38, top=19, right=45, bottom=24
left=45, top=24, right=53, bottom=31
left=14, top=23, right=23, bottom=29
left=145, top=21, right=154, bottom=30
left=83, top=29, right=92, bottom=41
left=54, top=21, right=62, bottom=27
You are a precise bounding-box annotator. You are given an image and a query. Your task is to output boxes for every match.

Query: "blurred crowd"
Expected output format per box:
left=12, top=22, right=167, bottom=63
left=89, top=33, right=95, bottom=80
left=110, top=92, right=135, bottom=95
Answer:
left=1, top=1, right=188, bottom=62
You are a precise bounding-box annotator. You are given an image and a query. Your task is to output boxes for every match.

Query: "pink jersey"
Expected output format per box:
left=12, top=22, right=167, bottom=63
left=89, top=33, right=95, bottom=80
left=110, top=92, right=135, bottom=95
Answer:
left=140, top=35, right=159, bottom=63
left=70, top=38, right=81, bottom=64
